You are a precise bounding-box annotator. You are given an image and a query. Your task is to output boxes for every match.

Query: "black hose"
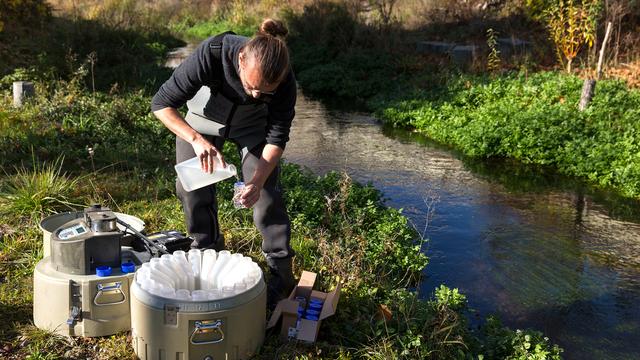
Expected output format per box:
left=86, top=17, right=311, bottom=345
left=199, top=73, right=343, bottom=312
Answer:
left=116, top=218, right=168, bottom=255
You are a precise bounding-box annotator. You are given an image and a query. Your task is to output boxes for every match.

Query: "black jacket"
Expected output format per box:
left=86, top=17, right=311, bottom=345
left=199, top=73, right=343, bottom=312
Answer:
left=151, top=34, right=297, bottom=149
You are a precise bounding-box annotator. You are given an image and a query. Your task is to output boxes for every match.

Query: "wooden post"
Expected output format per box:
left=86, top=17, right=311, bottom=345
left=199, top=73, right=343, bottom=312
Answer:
left=596, top=22, right=614, bottom=80
left=13, top=81, right=35, bottom=107
left=578, top=79, right=596, bottom=111
left=579, top=22, right=613, bottom=111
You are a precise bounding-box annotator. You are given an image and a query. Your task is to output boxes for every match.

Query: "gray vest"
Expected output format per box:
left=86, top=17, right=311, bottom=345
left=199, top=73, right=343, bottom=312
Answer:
left=185, top=86, right=268, bottom=154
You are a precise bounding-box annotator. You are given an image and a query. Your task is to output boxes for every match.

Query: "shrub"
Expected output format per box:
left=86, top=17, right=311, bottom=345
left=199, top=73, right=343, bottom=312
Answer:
left=543, top=0, right=601, bottom=73
left=375, top=71, right=640, bottom=198
left=481, top=316, right=563, bottom=359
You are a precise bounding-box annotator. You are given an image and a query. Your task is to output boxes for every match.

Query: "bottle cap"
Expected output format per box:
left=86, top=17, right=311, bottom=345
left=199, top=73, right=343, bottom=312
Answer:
left=303, top=314, right=319, bottom=321
left=96, top=266, right=112, bottom=277
left=121, top=262, right=136, bottom=273
left=234, top=181, right=245, bottom=186
left=305, top=309, right=320, bottom=317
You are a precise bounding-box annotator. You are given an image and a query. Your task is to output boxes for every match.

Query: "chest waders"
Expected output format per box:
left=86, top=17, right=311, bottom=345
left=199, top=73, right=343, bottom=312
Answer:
left=174, top=33, right=296, bottom=308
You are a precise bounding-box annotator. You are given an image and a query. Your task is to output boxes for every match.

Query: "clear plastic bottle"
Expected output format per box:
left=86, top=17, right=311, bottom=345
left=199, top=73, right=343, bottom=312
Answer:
left=233, top=182, right=246, bottom=209
left=191, top=290, right=208, bottom=301
left=149, top=258, right=176, bottom=288
left=174, top=157, right=237, bottom=192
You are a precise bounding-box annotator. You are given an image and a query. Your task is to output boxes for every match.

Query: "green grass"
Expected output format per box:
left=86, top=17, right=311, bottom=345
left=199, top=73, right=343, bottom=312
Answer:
left=0, top=3, right=563, bottom=359
left=0, top=77, right=562, bottom=358
left=0, top=155, right=85, bottom=218
left=169, top=18, right=258, bottom=40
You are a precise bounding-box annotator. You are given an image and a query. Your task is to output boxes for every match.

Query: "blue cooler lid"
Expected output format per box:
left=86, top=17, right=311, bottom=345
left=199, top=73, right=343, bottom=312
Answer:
left=96, top=266, right=112, bottom=277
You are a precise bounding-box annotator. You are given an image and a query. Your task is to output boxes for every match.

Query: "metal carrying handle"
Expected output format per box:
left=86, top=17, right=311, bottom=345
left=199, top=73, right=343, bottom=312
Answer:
left=94, top=282, right=126, bottom=306
left=190, top=320, right=225, bottom=345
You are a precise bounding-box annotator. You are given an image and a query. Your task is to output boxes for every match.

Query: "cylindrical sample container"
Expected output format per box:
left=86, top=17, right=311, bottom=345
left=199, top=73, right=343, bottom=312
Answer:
left=130, top=272, right=266, bottom=360
left=33, top=257, right=134, bottom=337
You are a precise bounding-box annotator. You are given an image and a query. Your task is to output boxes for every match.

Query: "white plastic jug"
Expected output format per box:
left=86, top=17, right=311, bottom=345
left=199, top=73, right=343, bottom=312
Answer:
left=175, top=157, right=237, bottom=192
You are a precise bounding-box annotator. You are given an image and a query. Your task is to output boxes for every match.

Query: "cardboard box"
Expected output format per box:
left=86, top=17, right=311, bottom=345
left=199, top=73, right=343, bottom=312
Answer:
left=266, top=271, right=341, bottom=343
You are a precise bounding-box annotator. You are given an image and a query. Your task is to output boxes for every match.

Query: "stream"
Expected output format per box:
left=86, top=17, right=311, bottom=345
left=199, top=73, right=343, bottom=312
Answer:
left=284, top=94, right=640, bottom=360
left=166, top=44, right=640, bottom=359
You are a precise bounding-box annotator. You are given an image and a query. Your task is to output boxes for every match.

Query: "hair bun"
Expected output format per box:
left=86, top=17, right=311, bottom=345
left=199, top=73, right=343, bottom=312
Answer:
left=259, top=18, right=288, bottom=38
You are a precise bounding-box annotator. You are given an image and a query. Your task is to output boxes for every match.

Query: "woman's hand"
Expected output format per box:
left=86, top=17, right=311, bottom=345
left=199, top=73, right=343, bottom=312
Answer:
left=191, top=135, right=225, bottom=173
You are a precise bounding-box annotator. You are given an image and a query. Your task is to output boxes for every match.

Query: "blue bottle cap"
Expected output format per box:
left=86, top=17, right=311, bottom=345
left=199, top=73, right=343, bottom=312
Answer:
left=305, top=309, right=320, bottom=317
left=96, top=266, right=112, bottom=277
left=121, top=262, right=135, bottom=273
left=309, top=297, right=324, bottom=305
left=308, top=302, right=323, bottom=311
left=234, top=181, right=245, bottom=186
left=304, top=314, right=319, bottom=321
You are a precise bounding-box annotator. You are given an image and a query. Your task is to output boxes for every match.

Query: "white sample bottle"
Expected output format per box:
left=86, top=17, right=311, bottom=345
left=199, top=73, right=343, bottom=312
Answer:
left=175, top=289, right=191, bottom=301
left=188, top=249, right=202, bottom=289
left=206, top=288, right=223, bottom=300
left=208, top=250, right=231, bottom=289
left=175, top=157, right=237, bottom=192
left=200, top=249, right=217, bottom=290
left=150, top=258, right=176, bottom=289
left=191, top=290, right=208, bottom=301
left=219, top=256, right=253, bottom=288
left=214, top=253, right=243, bottom=288
left=173, top=250, right=195, bottom=290
left=161, top=255, right=187, bottom=289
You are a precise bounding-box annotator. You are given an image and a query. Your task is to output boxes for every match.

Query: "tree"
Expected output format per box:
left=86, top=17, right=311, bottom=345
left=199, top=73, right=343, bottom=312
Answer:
left=543, top=0, right=601, bottom=73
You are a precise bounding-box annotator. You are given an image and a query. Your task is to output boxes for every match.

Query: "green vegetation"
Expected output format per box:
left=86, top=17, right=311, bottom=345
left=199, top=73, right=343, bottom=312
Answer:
left=169, top=18, right=257, bottom=40
left=0, top=71, right=562, bottom=358
left=0, top=154, right=83, bottom=218
left=0, top=1, right=178, bottom=91
left=0, top=0, right=567, bottom=359
left=373, top=72, right=640, bottom=198
left=542, top=0, right=600, bottom=73
left=281, top=1, right=640, bottom=200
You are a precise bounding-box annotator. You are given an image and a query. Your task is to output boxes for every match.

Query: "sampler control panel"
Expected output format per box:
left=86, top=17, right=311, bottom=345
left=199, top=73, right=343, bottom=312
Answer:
left=57, top=223, right=88, bottom=240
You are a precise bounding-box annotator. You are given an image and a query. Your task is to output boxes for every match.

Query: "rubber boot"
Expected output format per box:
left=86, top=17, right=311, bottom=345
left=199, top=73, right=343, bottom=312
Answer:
left=266, top=257, right=296, bottom=310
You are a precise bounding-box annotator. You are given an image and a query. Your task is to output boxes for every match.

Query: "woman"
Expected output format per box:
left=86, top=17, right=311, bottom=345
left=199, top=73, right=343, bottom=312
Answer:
left=151, top=18, right=296, bottom=306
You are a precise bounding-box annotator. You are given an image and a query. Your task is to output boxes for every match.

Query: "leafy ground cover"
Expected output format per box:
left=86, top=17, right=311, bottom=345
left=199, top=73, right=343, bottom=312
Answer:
left=0, top=77, right=561, bottom=359
left=372, top=72, right=640, bottom=198
left=0, top=1, right=562, bottom=359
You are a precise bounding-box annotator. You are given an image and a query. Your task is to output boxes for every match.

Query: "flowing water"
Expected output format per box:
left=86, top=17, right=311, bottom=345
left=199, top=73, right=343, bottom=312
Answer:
left=166, top=45, right=640, bottom=359
left=284, top=94, right=640, bottom=360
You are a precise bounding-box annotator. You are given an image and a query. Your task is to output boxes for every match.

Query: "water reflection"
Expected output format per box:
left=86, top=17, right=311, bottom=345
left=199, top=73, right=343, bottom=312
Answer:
left=285, top=92, right=640, bottom=360
left=165, top=43, right=198, bottom=69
